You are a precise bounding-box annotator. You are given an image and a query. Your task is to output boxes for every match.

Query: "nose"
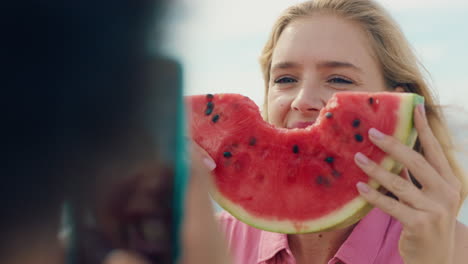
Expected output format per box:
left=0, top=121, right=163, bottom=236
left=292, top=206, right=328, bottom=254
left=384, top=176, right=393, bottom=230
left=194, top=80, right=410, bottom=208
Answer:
left=291, top=84, right=326, bottom=114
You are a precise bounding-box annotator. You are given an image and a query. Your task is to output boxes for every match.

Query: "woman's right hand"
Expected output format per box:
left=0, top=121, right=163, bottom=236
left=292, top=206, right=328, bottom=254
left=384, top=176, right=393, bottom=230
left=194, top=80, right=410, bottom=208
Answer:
left=189, top=139, right=217, bottom=172
left=180, top=139, right=232, bottom=264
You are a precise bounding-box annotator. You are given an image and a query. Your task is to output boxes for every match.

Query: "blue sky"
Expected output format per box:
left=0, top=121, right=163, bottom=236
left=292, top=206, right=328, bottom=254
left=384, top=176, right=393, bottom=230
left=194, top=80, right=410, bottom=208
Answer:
left=162, top=0, right=468, bottom=223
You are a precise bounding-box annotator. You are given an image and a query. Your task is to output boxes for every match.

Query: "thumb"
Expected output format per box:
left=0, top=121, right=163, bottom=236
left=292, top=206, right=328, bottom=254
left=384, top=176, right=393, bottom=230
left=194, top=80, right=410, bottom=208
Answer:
left=189, top=139, right=216, bottom=171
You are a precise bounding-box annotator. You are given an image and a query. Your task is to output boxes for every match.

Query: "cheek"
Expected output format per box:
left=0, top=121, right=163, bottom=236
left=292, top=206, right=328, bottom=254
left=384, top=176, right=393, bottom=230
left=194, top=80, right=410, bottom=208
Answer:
left=360, top=82, right=387, bottom=92
left=363, top=70, right=388, bottom=92
left=267, top=89, right=291, bottom=126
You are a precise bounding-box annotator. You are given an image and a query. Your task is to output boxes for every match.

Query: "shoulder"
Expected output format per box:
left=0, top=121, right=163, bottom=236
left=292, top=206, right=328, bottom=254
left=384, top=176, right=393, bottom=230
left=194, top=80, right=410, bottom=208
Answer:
left=454, top=220, right=468, bottom=263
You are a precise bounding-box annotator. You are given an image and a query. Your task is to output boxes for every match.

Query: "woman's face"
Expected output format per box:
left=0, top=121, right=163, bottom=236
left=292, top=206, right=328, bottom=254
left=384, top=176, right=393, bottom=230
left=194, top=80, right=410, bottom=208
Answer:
left=267, top=15, right=388, bottom=129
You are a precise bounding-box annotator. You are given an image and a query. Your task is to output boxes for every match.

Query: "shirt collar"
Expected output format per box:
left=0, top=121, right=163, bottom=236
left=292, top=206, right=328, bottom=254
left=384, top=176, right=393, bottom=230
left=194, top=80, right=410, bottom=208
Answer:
left=334, top=208, right=392, bottom=264
left=256, top=208, right=393, bottom=264
left=258, top=229, right=291, bottom=263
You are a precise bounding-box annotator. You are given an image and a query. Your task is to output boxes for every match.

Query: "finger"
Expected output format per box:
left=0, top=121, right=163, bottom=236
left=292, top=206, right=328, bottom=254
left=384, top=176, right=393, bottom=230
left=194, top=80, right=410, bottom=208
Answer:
left=355, top=153, right=429, bottom=210
left=400, top=168, right=410, bottom=181
left=414, top=104, right=459, bottom=187
left=356, top=181, right=414, bottom=226
left=188, top=139, right=216, bottom=171
left=367, top=127, right=444, bottom=190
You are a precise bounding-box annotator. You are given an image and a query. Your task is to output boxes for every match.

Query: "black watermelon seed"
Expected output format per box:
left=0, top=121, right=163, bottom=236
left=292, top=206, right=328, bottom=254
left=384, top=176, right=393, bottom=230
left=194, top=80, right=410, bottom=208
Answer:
left=352, top=119, right=360, bottom=128
left=206, top=94, right=214, bottom=100
left=325, top=157, right=334, bottom=163
left=355, top=134, right=364, bottom=142
left=369, top=97, right=374, bottom=105
left=249, top=137, right=257, bottom=146
left=316, top=175, right=324, bottom=185
left=205, top=107, right=213, bottom=115
left=223, top=151, right=232, bottom=158
left=332, top=170, right=341, bottom=178
left=292, top=144, right=299, bottom=154
left=212, top=114, right=220, bottom=123
left=316, top=175, right=330, bottom=186
left=325, top=112, right=333, bottom=119
left=205, top=102, right=214, bottom=115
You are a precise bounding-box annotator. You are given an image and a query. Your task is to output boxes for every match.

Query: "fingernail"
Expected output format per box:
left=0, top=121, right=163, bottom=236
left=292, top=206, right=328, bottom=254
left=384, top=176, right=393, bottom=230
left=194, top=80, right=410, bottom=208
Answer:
left=203, top=158, right=216, bottom=171
left=356, top=182, right=370, bottom=193
left=417, top=104, right=425, bottom=116
left=355, top=152, right=369, bottom=165
left=369, top=128, right=385, bottom=140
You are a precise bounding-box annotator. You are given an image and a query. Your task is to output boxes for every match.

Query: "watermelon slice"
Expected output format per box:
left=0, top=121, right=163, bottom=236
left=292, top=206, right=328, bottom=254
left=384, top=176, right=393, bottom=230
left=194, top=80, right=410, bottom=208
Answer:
left=187, top=92, right=423, bottom=234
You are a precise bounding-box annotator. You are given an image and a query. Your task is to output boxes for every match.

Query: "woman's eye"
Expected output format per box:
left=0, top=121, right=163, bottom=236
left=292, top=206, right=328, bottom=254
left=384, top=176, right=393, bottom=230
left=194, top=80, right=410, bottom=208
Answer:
left=328, top=77, right=354, bottom=85
left=274, top=77, right=297, bottom=84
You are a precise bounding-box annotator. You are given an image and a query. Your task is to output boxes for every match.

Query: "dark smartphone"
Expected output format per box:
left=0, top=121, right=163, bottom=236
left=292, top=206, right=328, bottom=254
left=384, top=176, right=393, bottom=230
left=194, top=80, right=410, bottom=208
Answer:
left=64, top=57, right=188, bottom=264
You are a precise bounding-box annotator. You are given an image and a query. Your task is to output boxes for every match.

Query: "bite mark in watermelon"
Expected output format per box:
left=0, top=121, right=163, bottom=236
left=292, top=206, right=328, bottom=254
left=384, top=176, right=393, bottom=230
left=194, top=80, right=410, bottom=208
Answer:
left=187, top=92, right=423, bottom=234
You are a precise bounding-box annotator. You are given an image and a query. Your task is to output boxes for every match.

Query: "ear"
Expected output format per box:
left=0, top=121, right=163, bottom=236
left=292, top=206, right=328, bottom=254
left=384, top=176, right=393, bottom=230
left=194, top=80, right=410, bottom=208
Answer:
left=394, top=86, right=405, bottom=93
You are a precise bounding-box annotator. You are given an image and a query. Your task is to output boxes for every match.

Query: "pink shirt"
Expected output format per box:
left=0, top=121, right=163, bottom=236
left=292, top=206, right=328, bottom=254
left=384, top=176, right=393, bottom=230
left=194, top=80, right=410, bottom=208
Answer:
left=217, top=208, right=403, bottom=264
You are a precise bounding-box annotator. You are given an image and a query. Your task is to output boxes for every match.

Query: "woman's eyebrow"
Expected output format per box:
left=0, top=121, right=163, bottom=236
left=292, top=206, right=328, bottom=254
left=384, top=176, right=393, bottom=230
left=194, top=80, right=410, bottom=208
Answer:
left=317, top=60, right=363, bottom=72
left=271, top=61, right=302, bottom=71
left=271, top=60, right=363, bottom=73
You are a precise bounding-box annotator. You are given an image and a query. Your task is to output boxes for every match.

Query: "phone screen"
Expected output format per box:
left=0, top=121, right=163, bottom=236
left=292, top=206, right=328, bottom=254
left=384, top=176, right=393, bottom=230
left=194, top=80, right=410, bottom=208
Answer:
left=64, top=57, right=187, bottom=264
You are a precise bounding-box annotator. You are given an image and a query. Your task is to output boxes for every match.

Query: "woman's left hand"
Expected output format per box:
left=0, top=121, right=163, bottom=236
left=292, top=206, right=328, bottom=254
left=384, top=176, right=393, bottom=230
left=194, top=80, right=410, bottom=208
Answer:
left=354, top=104, right=463, bottom=264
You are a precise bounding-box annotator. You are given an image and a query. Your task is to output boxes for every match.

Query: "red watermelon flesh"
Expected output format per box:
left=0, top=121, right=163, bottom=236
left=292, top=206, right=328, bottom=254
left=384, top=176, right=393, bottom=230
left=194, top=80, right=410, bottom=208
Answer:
left=187, top=92, right=423, bottom=233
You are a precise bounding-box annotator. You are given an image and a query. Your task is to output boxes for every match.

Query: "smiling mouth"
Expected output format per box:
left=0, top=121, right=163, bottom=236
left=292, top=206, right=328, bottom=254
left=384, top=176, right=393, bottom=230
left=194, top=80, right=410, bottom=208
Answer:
left=290, top=121, right=315, bottom=129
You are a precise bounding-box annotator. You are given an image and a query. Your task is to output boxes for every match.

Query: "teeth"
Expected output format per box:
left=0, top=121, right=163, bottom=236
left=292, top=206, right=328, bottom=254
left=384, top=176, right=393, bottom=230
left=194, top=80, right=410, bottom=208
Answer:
left=141, top=219, right=165, bottom=243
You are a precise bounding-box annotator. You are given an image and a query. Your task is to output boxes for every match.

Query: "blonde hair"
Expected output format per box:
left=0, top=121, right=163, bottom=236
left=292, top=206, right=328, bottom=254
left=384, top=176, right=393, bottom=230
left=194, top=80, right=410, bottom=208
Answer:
left=259, top=0, right=468, bottom=205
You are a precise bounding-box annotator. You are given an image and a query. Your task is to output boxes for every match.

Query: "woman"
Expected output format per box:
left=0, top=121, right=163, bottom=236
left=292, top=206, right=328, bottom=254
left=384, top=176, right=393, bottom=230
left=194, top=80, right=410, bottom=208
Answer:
left=211, top=0, right=468, bottom=263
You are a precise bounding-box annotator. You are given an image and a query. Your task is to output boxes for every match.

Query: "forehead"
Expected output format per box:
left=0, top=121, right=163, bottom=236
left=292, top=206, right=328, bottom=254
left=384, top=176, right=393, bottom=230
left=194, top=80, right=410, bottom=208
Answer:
left=272, top=15, right=379, bottom=71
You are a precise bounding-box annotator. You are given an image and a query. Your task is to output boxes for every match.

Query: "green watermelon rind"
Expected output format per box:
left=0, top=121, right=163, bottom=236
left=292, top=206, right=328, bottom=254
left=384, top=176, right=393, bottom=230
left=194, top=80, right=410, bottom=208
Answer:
left=209, top=93, right=424, bottom=234
left=390, top=95, right=424, bottom=175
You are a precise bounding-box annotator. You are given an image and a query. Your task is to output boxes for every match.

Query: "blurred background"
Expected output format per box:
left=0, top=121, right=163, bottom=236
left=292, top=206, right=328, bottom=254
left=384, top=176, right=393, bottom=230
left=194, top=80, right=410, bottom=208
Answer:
left=160, top=0, right=468, bottom=224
